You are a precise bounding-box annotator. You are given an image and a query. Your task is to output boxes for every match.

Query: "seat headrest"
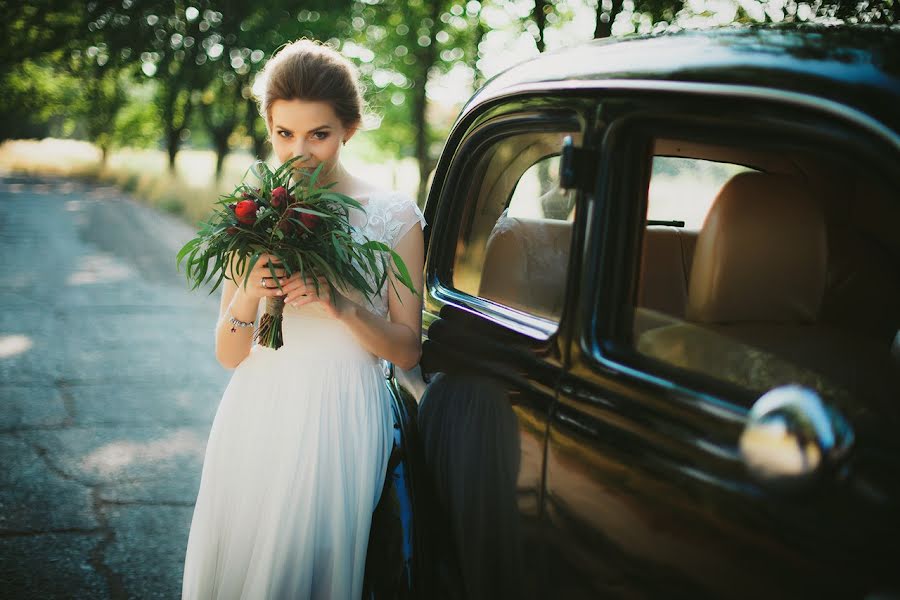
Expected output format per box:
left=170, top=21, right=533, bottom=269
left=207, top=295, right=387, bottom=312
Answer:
left=687, top=172, right=827, bottom=324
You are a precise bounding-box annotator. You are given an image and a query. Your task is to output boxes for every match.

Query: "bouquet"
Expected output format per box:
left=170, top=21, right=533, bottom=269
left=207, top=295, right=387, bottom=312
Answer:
left=177, top=156, right=417, bottom=350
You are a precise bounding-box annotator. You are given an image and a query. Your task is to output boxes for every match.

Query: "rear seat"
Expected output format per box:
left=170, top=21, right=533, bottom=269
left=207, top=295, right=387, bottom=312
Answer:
left=638, top=172, right=900, bottom=405
left=637, top=226, right=698, bottom=323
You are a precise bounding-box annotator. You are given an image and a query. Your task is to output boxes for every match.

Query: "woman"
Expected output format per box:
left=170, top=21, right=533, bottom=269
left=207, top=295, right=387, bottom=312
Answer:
left=182, top=39, right=426, bottom=599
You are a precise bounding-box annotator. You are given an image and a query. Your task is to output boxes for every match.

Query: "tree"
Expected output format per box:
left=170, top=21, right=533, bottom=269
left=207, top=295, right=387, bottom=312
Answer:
left=199, top=75, right=245, bottom=180
left=350, top=0, right=485, bottom=204
left=595, top=0, right=625, bottom=38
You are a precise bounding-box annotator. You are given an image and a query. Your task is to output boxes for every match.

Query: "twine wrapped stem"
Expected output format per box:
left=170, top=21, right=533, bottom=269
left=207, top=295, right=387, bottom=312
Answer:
left=254, top=296, right=286, bottom=349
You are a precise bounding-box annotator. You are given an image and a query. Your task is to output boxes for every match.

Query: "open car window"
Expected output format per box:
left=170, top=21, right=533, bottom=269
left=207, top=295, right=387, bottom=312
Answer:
left=452, top=129, right=581, bottom=325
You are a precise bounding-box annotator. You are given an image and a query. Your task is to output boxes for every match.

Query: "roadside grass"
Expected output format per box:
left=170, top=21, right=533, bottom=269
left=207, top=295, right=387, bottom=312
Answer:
left=0, top=138, right=421, bottom=227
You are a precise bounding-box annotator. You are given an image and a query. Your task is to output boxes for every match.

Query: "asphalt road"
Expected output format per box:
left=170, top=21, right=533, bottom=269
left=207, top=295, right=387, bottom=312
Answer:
left=0, top=175, right=228, bottom=598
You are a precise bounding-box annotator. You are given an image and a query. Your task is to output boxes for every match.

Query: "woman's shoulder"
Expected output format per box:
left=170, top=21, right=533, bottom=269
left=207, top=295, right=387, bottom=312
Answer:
left=359, top=188, right=426, bottom=245
left=363, top=188, right=421, bottom=220
left=365, top=187, right=416, bottom=205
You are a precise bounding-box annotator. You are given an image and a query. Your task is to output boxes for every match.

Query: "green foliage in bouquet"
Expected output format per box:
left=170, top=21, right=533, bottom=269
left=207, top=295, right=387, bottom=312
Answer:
left=176, top=155, right=418, bottom=350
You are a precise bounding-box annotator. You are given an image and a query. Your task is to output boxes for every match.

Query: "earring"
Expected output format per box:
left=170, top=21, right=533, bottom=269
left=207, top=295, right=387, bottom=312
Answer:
left=342, top=139, right=347, bottom=146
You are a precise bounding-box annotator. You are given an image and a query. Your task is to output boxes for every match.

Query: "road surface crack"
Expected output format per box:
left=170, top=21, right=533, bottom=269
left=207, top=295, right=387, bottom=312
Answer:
left=89, top=488, right=127, bottom=599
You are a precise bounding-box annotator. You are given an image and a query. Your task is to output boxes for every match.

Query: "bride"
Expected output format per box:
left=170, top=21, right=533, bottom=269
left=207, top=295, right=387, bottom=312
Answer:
left=181, top=38, right=426, bottom=599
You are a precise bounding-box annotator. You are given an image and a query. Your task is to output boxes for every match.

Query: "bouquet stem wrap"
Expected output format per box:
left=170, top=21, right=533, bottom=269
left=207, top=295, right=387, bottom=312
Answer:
left=255, top=296, right=285, bottom=350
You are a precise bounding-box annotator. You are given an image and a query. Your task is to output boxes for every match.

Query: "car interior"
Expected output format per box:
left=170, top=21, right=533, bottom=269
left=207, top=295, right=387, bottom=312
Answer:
left=454, top=130, right=579, bottom=321
left=451, top=122, right=899, bottom=414
left=635, top=138, right=900, bottom=411
left=457, top=128, right=899, bottom=412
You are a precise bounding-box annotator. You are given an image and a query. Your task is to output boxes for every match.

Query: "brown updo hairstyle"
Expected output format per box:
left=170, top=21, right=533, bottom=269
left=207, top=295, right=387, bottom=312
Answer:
left=256, top=38, right=366, bottom=134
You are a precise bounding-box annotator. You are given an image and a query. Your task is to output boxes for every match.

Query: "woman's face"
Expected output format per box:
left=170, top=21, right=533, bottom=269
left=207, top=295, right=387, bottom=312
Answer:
left=268, top=98, right=356, bottom=181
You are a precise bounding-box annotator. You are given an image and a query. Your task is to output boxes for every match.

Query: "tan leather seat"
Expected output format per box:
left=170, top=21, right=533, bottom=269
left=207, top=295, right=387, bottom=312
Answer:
left=686, top=172, right=828, bottom=325
left=638, top=172, right=899, bottom=406
left=638, top=226, right=698, bottom=319
left=478, top=216, right=572, bottom=320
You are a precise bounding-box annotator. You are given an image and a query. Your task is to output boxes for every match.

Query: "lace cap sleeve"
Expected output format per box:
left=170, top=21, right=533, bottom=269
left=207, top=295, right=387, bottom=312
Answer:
left=384, top=192, right=427, bottom=249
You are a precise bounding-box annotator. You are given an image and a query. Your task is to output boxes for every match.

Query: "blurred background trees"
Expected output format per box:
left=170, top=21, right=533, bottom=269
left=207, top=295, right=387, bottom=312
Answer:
left=1, top=0, right=895, bottom=204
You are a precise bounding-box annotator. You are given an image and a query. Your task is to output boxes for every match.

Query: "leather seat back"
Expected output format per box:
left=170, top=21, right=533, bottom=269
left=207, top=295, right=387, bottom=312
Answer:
left=686, top=172, right=827, bottom=324
left=638, top=226, right=698, bottom=319
left=478, top=216, right=573, bottom=320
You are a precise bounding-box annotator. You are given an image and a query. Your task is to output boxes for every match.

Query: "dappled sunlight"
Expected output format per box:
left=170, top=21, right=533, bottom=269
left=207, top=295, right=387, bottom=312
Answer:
left=0, top=334, right=33, bottom=359
left=80, top=428, right=206, bottom=476
left=66, top=252, right=135, bottom=286
left=0, top=139, right=101, bottom=177
left=174, top=390, right=201, bottom=408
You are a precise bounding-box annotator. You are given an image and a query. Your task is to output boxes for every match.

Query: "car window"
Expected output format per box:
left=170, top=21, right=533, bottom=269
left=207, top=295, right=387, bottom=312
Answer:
left=631, top=140, right=900, bottom=410
left=648, top=157, right=754, bottom=230
left=453, top=129, right=581, bottom=324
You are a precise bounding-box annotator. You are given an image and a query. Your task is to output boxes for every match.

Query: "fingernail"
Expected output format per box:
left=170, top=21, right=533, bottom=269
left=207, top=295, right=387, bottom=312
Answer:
left=277, top=291, right=283, bottom=296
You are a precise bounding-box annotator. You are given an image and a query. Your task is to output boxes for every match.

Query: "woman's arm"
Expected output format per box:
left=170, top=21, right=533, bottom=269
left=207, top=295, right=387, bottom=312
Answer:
left=215, top=253, right=287, bottom=369
left=281, top=224, right=425, bottom=369
left=340, top=224, right=425, bottom=369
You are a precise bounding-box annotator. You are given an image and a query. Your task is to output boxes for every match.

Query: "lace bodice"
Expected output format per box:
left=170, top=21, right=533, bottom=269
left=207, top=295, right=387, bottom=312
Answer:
left=345, top=190, right=427, bottom=318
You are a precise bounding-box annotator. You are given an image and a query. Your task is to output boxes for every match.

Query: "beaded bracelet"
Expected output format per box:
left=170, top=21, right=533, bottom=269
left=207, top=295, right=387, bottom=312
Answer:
left=228, top=313, right=255, bottom=333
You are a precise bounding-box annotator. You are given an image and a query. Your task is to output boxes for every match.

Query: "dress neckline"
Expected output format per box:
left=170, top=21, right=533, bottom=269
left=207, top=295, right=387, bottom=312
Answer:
left=353, top=189, right=392, bottom=208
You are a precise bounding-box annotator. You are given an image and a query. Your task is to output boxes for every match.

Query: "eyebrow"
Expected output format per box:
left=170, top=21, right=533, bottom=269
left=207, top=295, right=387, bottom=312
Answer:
left=274, top=124, right=332, bottom=134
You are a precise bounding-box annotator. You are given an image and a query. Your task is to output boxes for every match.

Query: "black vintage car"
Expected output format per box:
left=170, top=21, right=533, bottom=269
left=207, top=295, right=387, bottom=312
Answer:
left=365, top=24, right=900, bottom=600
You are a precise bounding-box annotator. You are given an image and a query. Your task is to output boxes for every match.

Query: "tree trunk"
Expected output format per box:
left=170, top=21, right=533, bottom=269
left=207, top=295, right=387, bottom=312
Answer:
left=162, top=85, right=193, bottom=174
left=472, top=8, right=487, bottom=89
left=214, top=136, right=229, bottom=182
left=413, top=78, right=427, bottom=206
left=534, top=0, right=548, bottom=52
left=413, top=1, right=442, bottom=206
left=595, top=0, right=624, bottom=38
left=167, top=130, right=179, bottom=172
left=246, top=106, right=268, bottom=161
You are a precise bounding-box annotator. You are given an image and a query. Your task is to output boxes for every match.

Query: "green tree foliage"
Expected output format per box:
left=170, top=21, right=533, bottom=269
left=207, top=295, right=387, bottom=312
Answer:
left=349, top=0, right=487, bottom=203
left=3, top=0, right=894, bottom=192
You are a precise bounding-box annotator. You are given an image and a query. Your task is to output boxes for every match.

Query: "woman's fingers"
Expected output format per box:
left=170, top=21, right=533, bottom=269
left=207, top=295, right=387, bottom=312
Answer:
left=284, top=276, right=332, bottom=305
left=254, top=254, right=286, bottom=277
left=256, top=265, right=286, bottom=279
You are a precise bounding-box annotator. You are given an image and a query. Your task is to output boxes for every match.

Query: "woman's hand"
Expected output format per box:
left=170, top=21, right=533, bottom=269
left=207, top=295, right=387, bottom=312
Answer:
left=281, top=274, right=357, bottom=320
left=228, top=253, right=289, bottom=300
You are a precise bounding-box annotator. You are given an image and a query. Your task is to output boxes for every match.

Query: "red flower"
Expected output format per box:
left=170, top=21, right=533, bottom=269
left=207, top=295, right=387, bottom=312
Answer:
left=271, top=186, right=289, bottom=209
left=298, top=209, right=320, bottom=231
left=235, top=200, right=257, bottom=225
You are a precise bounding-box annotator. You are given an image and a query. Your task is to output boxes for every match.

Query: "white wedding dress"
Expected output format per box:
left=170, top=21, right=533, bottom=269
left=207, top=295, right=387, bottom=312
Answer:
left=182, top=191, right=426, bottom=600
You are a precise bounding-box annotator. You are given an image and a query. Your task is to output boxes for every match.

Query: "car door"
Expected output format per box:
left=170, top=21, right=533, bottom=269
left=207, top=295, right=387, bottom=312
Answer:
left=401, top=99, right=597, bottom=599
left=544, top=91, right=900, bottom=598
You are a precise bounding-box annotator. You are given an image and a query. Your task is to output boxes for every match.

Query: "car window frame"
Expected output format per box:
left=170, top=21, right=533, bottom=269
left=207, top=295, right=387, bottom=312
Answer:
left=427, top=104, right=590, bottom=341
left=580, top=89, right=900, bottom=415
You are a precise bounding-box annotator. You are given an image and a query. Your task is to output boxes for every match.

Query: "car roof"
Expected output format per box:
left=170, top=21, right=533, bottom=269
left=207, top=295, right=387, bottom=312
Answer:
left=463, top=25, right=900, bottom=136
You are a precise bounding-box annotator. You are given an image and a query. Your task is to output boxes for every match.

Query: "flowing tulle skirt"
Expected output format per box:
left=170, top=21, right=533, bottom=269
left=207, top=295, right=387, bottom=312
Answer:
left=182, top=304, right=393, bottom=599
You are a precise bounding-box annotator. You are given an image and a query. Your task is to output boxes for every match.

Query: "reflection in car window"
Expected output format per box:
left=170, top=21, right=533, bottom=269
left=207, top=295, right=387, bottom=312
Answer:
left=507, top=156, right=572, bottom=220
left=453, top=130, right=580, bottom=323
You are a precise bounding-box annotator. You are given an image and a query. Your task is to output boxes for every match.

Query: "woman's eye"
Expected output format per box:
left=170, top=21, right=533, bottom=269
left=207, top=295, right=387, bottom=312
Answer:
left=277, top=130, right=292, bottom=139
left=313, top=131, right=329, bottom=141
